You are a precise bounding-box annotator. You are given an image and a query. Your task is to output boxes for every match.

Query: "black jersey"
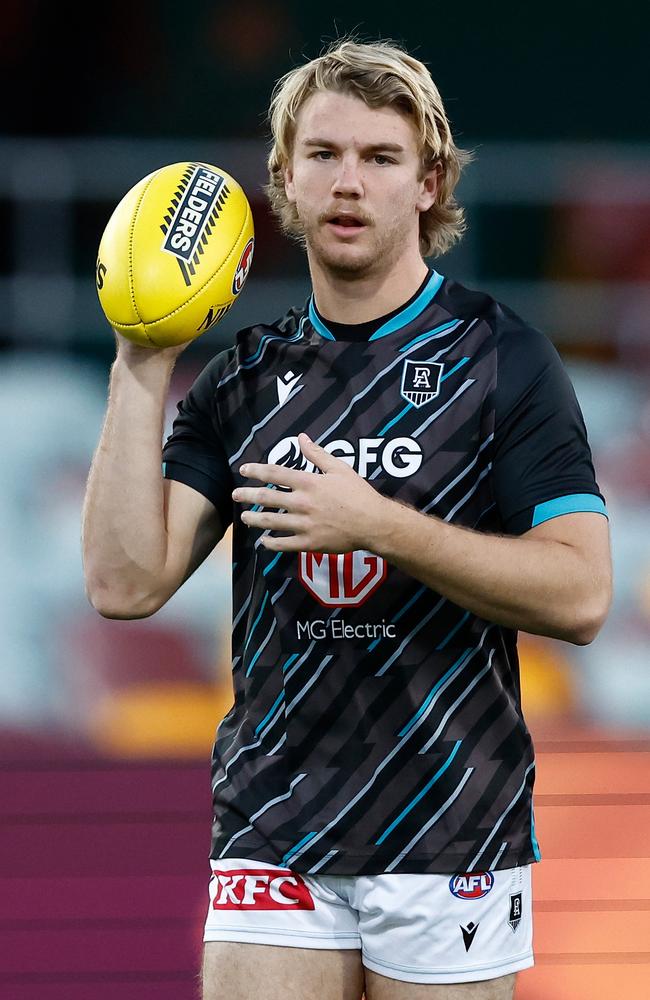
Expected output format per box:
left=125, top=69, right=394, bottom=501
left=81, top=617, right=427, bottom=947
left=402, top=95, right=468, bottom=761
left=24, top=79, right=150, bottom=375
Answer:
left=162, top=270, right=607, bottom=876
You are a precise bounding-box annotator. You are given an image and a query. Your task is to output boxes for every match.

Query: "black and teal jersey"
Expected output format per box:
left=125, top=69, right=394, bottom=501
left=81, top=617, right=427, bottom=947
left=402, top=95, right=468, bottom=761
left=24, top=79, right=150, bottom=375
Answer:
left=162, top=269, right=607, bottom=875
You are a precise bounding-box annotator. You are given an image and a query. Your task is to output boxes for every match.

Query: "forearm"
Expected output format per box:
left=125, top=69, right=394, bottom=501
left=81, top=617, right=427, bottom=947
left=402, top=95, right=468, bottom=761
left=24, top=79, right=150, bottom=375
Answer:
left=370, top=498, right=603, bottom=644
left=82, top=350, right=176, bottom=616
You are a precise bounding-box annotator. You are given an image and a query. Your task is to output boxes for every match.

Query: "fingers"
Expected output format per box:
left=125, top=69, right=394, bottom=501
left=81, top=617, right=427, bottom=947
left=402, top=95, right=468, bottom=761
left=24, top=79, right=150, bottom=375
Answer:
left=241, top=509, right=302, bottom=533
left=233, top=485, right=298, bottom=509
left=239, top=463, right=309, bottom=489
left=259, top=533, right=304, bottom=552
left=112, top=328, right=190, bottom=363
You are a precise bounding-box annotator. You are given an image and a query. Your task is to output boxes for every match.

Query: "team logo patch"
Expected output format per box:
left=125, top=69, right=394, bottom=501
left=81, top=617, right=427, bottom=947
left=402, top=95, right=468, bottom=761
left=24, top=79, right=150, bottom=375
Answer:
left=508, top=892, right=523, bottom=932
left=449, top=871, right=494, bottom=899
left=210, top=867, right=315, bottom=910
left=232, top=237, right=255, bottom=295
left=400, top=360, right=443, bottom=408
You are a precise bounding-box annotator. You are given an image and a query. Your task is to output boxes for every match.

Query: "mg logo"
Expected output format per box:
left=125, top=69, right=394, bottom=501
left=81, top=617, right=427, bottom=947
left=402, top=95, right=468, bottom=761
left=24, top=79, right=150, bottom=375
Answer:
left=299, top=550, right=387, bottom=607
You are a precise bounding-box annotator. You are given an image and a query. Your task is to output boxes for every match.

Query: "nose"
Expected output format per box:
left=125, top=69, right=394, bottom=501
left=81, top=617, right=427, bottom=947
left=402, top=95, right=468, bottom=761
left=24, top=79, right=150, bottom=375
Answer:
left=331, top=154, right=363, bottom=198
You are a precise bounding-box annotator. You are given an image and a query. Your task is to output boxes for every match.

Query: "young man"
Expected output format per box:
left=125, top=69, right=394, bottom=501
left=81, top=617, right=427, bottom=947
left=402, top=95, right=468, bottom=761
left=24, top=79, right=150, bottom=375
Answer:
left=82, top=39, right=612, bottom=1000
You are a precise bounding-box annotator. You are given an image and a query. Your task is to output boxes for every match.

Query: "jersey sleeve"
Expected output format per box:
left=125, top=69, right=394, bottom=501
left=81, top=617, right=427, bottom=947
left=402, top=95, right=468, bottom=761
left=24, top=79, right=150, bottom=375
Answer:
left=492, top=314, right=607, bottom=535
left=161, top=351, right=234, bottom=529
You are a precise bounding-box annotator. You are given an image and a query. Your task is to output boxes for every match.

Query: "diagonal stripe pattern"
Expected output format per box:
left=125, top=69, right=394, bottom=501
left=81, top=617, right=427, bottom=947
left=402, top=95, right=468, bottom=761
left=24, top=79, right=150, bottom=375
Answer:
left=157, top=271, right=587, bottom=875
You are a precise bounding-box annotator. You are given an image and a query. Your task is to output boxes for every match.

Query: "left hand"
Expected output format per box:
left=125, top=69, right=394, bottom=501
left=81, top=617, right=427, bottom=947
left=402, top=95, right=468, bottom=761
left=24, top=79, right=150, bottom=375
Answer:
left=232, top=432, right=387, bottom=553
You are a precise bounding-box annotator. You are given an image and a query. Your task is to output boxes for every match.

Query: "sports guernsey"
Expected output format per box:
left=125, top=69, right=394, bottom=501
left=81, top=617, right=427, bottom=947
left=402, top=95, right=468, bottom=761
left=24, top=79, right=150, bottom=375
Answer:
left=162, top=269, right=607, bottom=876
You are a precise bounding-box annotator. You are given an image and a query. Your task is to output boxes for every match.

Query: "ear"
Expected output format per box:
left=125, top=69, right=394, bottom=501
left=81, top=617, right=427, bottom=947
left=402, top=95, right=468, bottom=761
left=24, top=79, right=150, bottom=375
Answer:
left=284, top=161, right=296, bottom=204
left=416, top=162, right=441, bottom=213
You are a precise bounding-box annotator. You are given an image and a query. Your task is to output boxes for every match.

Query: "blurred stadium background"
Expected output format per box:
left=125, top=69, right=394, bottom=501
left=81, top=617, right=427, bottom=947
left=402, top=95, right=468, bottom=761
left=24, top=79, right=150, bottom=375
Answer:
left=1, top=2, right=649, bottom=997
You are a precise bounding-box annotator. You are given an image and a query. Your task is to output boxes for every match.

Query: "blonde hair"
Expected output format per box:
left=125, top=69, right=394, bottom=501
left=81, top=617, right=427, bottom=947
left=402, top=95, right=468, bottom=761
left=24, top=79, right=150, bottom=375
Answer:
left=266, top=38, right=473, bottom=258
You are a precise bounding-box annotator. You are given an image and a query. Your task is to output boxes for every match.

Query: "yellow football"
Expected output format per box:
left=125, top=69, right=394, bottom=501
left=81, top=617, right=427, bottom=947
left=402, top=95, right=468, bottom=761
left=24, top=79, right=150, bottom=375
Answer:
left=95, top=161, right=254, bottom=347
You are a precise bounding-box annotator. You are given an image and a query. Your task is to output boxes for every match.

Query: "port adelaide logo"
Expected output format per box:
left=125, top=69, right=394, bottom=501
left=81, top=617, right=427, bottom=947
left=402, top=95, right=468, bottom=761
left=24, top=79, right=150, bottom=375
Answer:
left=400, top=360, right=443, bottom=408
left=508, top=892, right=523, bottom=932
left=160, top=163, right=230, bottom=286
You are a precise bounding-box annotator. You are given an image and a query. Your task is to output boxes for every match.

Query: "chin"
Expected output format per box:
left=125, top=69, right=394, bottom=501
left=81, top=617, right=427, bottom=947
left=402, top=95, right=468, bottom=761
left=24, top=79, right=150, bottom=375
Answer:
left=312, top=240, right=379, bottom=278
left=326, top=256, right=375, bottom=278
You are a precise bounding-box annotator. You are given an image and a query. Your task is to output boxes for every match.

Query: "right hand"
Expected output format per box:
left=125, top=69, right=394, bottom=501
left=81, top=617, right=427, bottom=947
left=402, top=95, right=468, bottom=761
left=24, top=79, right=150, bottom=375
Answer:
left=112, top=328, right=194, bottom=364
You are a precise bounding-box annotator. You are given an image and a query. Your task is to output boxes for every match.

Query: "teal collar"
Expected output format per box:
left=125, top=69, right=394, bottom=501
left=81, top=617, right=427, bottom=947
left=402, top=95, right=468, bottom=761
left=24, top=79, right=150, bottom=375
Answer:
left=307, top=270, right=444, bottom=343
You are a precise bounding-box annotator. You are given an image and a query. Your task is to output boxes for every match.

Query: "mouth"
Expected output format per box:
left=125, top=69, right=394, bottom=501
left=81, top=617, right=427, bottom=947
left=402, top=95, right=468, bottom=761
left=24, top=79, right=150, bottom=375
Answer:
left=325, top=213, right=368, bottom=237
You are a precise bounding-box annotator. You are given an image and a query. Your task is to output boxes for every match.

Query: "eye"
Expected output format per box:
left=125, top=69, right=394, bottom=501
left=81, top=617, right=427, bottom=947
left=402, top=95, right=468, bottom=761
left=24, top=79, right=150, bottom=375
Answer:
left=312, top=150, right=334, bottom=160
left=372, top=154, right=395, bottom=165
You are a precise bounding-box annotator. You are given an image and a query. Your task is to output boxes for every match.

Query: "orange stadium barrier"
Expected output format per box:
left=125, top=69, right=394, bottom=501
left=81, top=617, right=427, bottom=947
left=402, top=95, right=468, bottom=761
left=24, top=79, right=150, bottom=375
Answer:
left=516, top=718, right=650, bottom=998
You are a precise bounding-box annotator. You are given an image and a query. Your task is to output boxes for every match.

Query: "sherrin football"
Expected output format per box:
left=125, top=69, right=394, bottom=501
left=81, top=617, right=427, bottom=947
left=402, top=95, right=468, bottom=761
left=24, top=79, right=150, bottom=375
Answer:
left=95, top=161, right=254, bottom=347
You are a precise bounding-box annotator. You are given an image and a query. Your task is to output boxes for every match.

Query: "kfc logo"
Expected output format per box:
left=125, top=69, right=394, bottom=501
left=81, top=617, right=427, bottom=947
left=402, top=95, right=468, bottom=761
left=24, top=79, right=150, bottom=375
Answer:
left=210, top=868, right=315, bottom=910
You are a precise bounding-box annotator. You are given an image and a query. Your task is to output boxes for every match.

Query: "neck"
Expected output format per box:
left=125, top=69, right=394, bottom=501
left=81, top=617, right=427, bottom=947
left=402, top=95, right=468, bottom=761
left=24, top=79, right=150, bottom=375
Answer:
left=308, top=247, right=430, bottom=325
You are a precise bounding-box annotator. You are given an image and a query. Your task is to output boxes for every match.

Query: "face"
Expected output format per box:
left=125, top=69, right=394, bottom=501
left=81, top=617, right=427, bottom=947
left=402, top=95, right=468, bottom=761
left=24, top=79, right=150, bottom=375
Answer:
left=283, top=90, right=439, bottom=279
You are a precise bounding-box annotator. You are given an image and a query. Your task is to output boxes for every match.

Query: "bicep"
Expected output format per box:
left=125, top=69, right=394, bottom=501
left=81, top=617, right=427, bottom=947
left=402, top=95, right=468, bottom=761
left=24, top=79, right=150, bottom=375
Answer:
left=153, top=478, right=226, bottom=608
left=524, top=511, right=612, bottom=589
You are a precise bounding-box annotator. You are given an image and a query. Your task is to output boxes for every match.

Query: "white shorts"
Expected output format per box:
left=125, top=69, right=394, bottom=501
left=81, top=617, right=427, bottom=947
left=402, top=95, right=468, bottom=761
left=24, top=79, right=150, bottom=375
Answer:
left=203, top=858, right=534, bottom=985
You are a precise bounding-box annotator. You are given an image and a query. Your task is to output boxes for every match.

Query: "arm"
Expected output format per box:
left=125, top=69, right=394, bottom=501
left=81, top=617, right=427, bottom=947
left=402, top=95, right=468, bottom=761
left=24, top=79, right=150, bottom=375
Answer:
left=236, top=429, right=611, bottom=646
left=82, top=336, right=225, bottom=619
left=370, top=314, right=607, bottom=644
left=369, top=501, right=612, bottom=645
left=369, top=318, right=612, bottom=642
left=234, top=319, right=612, bottom=644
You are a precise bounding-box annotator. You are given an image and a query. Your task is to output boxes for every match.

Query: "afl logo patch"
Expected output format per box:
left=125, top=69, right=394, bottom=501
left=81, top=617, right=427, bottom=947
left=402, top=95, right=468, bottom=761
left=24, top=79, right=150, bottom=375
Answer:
left=400, top=360, right=443, bottom=408
left=449, top=872, right=494, bottom=899
left=233, top=237, right=254, bottom=295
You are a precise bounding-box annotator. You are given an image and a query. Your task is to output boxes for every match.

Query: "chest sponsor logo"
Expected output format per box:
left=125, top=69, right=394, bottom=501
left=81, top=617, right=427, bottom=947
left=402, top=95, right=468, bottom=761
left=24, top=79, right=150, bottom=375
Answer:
left=267, top=436, right=422, bottom=479
left=508, top=892, right=523, bottom=931
left=449, top=871, right=494, bottom=899
left=266, top=436, right=419, bottom=606
left=210, top=868, right=315, bottom=910
left=400, top=360, right=444, bottom=408
left=298, top=550, right=387, bottom=607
